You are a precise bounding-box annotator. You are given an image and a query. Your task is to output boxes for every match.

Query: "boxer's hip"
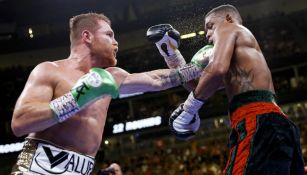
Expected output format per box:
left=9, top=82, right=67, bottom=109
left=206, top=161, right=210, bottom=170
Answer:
left=11, top=137, right=95, bottom=175
left=224, top=90, right=304, bottom=175
left=228, top=90, right=280, bottom=119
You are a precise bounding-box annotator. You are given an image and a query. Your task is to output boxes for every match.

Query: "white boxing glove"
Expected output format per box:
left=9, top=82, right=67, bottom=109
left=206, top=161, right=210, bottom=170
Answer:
left=147, top=24, right=186, bottom=68
left=169, top=92, right=204, bottom=140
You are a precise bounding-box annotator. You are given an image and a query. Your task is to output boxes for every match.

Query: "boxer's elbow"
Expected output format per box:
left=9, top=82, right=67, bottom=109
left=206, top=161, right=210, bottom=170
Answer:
left=11, top=114, right=27, bottom=137
left=207, top=63, right=228, bottom=78
left=11, top=121, right=24, bottom=137
left=151, top=81, right=167, bottom=91
left=215, top=67, right=228, bottom=77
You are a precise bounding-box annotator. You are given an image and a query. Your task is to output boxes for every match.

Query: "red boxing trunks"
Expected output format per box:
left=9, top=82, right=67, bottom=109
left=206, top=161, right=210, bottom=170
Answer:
left=224, top=90, right=305, bottom=175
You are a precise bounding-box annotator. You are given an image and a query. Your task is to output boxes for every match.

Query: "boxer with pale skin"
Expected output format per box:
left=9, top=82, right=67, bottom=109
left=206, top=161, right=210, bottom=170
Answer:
left=10, top=13, right=202, bottom=175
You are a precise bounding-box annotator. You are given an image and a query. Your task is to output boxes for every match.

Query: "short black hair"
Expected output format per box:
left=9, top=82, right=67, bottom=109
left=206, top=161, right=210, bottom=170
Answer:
left=205, top=4, right=242, bottom=24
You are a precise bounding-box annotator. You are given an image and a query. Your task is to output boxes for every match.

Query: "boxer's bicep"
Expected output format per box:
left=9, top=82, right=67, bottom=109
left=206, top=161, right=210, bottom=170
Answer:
left=212, top=25, right=236, bottom=73
left=14, top=63, right=54, bottom=111
left=18, top=67, right=53, bottom=106
left=12, top=63, right=57, bottom=136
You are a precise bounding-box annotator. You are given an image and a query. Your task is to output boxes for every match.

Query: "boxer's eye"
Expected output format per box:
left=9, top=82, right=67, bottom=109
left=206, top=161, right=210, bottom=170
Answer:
left=205, top=24, right=211, bottom=32
left=207, top=23, right=213, bottom=29
left=106, top=32, right=113, bottom=37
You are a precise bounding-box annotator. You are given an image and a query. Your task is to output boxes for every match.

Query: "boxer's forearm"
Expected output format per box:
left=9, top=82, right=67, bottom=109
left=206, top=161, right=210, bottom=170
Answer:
left=163, top=50, right=186, bottom=69
left=146, top=69, right=182, bottom=90
left=119, top=69, right=182, bottom=94
left=182, top=80, right=198, bottom=92
left=194, top=66, right=225, bottom=101
left=162, top=51, right=197, bottom=92
left=12, top=102, right=58, bottom=137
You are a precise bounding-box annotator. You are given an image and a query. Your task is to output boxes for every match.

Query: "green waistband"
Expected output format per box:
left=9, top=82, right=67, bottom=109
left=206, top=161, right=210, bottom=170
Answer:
left=229, top=90, right=277, bottom=114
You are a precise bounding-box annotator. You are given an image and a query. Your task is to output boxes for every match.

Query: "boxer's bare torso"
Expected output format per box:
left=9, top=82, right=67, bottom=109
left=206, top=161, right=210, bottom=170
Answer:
left=14, top=57, right=180, bottom=156
left=195, top=13, right=275, bottom=101
left=27, top=59, right=113, bottom=156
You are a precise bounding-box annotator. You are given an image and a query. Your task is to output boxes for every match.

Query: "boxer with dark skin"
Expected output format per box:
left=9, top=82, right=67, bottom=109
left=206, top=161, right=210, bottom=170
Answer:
left=195, top=6, right=274, bottom=100
left=169, top=4, right=305, bottom=175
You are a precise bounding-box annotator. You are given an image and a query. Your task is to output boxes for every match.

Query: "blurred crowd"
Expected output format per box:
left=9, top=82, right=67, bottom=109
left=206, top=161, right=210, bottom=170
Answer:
left=99, top=101, right=307, bottom=175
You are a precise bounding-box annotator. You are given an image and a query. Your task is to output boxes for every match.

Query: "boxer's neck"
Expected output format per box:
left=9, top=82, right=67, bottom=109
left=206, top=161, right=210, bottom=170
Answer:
left=68, top=44, right=96, bottom=72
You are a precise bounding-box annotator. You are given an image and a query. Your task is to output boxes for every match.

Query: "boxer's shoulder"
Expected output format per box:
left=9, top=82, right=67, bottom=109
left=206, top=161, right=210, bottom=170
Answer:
left=30, top=60, right=78, bottom=88
left=33, top=61, right=58, bottom=71
left=33, top=61, right=68, bottom=76
left=27, top=61, right=60, bottom=83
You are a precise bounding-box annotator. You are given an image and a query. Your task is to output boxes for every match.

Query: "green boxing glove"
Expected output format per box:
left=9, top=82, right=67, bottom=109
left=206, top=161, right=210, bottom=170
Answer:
left=191, top=44, right=213, bottom=69
left=50, top=68, right=118, bottom=122
left=177, top=45, right=214, bottom=83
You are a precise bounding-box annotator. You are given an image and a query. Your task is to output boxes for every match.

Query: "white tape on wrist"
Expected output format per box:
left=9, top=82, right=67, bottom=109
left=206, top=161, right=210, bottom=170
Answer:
left=183, top=92, right=204, bottom=114
left=177, top=63, right=202, bottom=83
left=49, top=93, right=80, bottom=122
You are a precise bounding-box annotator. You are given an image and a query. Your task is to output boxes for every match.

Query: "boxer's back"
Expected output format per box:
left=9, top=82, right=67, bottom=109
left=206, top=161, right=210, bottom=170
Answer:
left=224, top=25, right=275, bottom=100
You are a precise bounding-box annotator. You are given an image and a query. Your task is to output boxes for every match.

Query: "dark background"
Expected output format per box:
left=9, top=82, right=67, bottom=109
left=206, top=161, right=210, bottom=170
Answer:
left=0, top=0, right=307, bottom=174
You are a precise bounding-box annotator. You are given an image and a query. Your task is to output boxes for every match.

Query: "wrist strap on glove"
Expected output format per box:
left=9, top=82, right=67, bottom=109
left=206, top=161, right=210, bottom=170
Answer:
left=177, top=63, right=202, bottom=83
left=49, top=92, right=80, bottom=122
left=183, top=92, right=205, bottom=114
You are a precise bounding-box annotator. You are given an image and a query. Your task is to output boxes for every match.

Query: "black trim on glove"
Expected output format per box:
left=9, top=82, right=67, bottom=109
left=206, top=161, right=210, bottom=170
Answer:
left=169, top=104, right=197, bottom=141
left=146, top=24, right=180, bottom=46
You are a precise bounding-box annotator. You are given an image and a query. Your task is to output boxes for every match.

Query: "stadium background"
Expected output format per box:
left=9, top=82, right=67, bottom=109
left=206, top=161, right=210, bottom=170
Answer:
left=0, top=0, right=307, bottom=174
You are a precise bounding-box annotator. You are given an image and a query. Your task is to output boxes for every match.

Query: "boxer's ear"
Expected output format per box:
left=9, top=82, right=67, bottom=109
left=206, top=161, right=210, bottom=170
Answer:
left=82, top=30, right=92, bottom=44
left=226, top=14, right=233, bottom=23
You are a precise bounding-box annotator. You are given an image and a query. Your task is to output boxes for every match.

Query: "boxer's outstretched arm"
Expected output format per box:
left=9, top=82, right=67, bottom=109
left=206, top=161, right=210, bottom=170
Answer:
left=107, top=67, right=183, bottom=94
left=11, top=62, right=58, bottom=137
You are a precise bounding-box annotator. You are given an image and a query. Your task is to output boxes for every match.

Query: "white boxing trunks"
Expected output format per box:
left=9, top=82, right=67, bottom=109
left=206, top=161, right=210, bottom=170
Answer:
left=11, top=138, right=95, bottom=175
